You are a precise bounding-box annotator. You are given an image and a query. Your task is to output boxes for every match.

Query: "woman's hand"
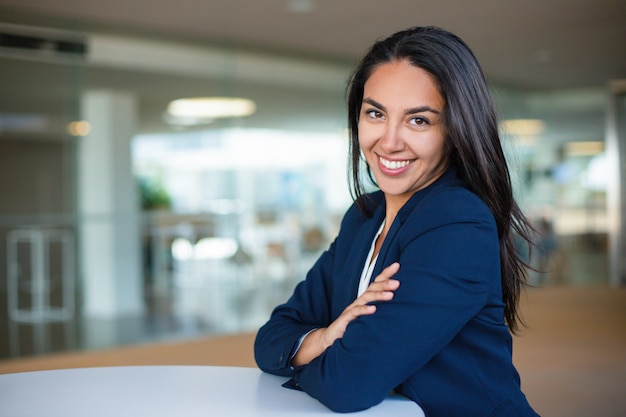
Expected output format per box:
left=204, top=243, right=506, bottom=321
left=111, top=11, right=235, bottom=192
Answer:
left=291, top=262, right=400, bottom=367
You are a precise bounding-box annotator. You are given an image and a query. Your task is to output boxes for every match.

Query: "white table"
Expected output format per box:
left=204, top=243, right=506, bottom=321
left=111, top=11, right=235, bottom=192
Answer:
left=0, top=366, right=424, bottom=416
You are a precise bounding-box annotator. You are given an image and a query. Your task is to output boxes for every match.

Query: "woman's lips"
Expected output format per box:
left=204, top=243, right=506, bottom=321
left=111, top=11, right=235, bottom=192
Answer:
left=378, top=155, right=414, bottom=175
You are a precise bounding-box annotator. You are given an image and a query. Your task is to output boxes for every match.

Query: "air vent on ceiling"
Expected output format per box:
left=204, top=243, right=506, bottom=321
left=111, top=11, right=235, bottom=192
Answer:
left=0, top=23, right=87, bottom=59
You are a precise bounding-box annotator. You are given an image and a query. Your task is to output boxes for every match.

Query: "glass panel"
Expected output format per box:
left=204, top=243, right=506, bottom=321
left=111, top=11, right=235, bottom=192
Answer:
left=606, top=81, right=626, bottom=286
left=133, top=128, right=350, bottom=333
left=499, top=88, right=610, bottom=287
left=0, top=47, right=82, bottom=358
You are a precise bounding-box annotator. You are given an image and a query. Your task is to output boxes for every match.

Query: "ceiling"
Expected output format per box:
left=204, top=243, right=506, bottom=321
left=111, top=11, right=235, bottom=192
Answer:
left=0, top=0, right=625, bottom=137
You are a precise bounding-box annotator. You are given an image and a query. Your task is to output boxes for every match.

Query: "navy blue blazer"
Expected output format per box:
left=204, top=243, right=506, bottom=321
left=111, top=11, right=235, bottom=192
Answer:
left=254, top=167, right=539, bottom=416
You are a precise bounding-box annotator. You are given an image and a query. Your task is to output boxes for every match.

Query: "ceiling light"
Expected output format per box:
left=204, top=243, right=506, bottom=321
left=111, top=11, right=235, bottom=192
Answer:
left=500, top=119, right=546, bottom=136
left=67, top=120, right=91, bottom=136
left=167, top=97, right=256, bottom=120
left=287, top=0, right=316, bottom=13
left=565, top=141, right=604, bottom=156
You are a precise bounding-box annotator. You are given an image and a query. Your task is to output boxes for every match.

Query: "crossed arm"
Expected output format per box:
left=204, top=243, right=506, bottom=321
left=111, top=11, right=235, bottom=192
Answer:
left=291, top=262, right=401, bottom=367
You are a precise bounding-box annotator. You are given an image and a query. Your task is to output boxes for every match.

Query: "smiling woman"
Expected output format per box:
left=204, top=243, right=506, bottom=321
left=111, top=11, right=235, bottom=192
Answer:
left=254, top=26, right=540, bottom=416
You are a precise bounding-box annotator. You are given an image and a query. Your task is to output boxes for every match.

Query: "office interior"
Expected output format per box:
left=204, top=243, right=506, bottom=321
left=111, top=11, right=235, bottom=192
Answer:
left=0, top=2, right=625, bottom=413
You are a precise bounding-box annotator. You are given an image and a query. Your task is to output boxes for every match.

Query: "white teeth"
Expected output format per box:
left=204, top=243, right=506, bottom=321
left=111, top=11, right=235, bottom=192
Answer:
left=380, top=157, right=410, bottom=169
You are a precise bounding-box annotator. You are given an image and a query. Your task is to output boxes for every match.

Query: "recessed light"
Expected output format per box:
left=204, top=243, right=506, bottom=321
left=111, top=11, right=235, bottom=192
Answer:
left=565, top=141, right=604, bottom=156
left=67, top=120, right=91, bottom=136
left=167, top=97, right=256, bottom=120
left=500, top=119, right=546, bottom=136
left=287, top=0, right=316, bottom=13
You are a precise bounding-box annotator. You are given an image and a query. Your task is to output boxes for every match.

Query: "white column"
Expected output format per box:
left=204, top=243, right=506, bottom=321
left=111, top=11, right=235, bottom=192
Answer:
left=78, top=90, right=143, bottom=317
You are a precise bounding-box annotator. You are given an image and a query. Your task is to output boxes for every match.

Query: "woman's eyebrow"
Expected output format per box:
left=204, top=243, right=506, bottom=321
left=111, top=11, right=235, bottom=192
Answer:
left=362, top=97, right=386, bottom=111
left=362, top=97, right=440, bottom=115
left=405, top=105, right=441, bottom=115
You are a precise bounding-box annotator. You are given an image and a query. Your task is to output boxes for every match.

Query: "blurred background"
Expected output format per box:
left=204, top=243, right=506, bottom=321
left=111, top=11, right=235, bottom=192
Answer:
left=0, top=0, right=624, bottom=368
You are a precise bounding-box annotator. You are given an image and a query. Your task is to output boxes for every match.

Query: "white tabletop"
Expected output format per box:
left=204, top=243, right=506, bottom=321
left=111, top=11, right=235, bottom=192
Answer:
left=0, top=366, right=424, bottom=417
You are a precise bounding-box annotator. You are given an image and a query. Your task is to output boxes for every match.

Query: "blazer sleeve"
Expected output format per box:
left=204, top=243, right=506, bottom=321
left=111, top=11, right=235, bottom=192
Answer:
left=254, top=200, right=378, bottom=376
left=253, top=237, right=337, bottom=377
left=292, top=190, right=501, bottom=412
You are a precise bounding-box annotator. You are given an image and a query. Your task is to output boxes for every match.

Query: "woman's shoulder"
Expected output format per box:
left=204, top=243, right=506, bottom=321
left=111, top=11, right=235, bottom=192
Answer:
left=346, top=190, right=384, bottom=216
left=435, top=180, right=487, bottom=207
left=409, top=177, right=495, bottom=227
left=339, top=191, right=384, bottom=228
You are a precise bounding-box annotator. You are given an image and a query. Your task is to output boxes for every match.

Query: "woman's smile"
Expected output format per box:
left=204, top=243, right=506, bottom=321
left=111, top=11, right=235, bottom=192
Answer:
left=377, top=155, right=415, bottom=175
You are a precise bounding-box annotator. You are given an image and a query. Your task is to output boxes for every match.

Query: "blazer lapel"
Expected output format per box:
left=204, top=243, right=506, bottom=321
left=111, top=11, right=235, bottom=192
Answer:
left=371, top=166, right=461, bottom=279
left=371, top=206, right=406, bottom=279
left=341, top=199, right=386, bottom=302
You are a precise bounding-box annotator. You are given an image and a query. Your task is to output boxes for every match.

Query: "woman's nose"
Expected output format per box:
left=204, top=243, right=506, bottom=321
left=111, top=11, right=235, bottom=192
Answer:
left=380, top=125, right=405, bottom=153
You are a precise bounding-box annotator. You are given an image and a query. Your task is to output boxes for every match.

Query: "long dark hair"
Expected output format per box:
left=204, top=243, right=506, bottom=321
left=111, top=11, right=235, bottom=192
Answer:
left=346, top=26, right=534, bottom=333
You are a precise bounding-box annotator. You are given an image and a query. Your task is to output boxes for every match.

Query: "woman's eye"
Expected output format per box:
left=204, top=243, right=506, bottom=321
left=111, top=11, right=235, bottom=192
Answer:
left=366, top=109, right=383, bottom=119
left=410, top=117, right=429, bottom=126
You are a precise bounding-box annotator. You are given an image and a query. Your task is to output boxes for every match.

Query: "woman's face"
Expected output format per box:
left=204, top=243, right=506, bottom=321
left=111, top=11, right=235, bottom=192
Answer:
left=358, top=59, right=448, bottom=207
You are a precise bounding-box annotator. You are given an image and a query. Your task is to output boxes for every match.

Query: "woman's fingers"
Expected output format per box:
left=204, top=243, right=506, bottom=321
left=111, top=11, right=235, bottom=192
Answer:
left=325, top=263, right=402, bottom=345
left=373, top=262, right=400, bottom=282
left=310, top=263, right=402, bottom=354
left=361, top=263, right=400, bottom=299
left=358, top=285, right=396, bottom=303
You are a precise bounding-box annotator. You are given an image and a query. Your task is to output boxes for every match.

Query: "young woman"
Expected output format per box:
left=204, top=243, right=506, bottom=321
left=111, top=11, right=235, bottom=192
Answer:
left=254, top=26, right=540, bottom=417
